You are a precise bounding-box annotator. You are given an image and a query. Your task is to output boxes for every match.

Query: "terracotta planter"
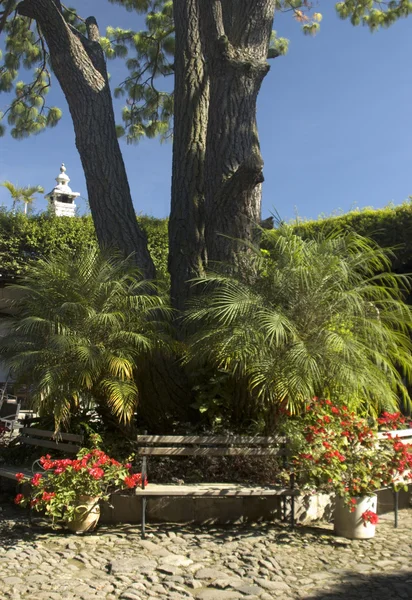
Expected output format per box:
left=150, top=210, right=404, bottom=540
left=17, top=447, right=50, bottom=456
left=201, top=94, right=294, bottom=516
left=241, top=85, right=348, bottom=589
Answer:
left=67, top=496, right=100, bottom=534
left=334, top=494, right=377, bottom=539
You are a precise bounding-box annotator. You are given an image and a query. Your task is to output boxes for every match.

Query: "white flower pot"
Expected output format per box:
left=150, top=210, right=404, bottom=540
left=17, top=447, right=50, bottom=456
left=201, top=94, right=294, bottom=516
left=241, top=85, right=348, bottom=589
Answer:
left=333, top=495, right=377, bottom=539
left=67, top=496, right=100, bottom=534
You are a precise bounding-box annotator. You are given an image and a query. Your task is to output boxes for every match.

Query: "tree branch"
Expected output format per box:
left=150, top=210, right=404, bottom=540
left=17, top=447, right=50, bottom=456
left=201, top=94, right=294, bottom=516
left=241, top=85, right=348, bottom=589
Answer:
left=200, top=0, right=227, bottom=50
left=0, top=0, right=16, bottom=35
left=86, top=16, right=99, bottom=42
left=220, top=151, right=264, bottom=206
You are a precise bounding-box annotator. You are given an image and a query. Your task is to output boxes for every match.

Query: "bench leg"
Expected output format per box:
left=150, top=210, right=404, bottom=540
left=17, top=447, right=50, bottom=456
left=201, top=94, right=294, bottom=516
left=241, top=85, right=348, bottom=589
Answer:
left=141, top=497, right=147, bottom=539
left=290, top=472, right=296, bottom=529
left=394, top=490, right=399, bottom=529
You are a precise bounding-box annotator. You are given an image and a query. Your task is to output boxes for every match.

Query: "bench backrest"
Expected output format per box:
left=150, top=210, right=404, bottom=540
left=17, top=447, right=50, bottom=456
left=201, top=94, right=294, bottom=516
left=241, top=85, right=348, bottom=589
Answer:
left=136, top=435, right=289, bottom=457
left=0, top=396, right=20, bottom=419
left=18, top=428, right=83, bottom=454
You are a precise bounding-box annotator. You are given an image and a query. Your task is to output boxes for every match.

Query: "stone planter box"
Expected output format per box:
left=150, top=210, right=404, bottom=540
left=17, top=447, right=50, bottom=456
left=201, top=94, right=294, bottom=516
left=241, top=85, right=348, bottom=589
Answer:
left=99, top=485, right=411, bottom=526
left=100, top=494, right=283, bottom=525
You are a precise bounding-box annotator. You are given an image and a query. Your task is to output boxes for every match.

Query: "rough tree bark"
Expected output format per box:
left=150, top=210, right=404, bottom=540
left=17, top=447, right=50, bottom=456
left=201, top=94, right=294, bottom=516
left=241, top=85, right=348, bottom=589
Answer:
left=17, top=0, right=156, bottom=279
left=168, top=0, right=209, bottom=311
left=200, top=0, right=276, bottom=268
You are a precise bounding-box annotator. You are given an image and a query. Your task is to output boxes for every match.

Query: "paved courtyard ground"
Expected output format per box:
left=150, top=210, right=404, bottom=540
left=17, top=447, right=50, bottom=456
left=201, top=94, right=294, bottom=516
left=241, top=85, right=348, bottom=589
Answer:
left=0, top=503, right=411, bottom=600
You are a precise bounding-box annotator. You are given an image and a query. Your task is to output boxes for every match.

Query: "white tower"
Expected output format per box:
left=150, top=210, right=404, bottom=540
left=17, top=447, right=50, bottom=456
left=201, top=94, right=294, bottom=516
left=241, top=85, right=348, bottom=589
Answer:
left=45, top=164, right=79, bottom=217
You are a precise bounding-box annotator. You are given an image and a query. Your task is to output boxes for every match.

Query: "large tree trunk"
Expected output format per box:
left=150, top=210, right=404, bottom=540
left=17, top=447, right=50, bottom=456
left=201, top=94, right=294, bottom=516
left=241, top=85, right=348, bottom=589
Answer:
left=168, top=0, right=209, bottom=311
left=18, top=0, right=156, bottom=280
left=200, top=0, right=276, bottom=268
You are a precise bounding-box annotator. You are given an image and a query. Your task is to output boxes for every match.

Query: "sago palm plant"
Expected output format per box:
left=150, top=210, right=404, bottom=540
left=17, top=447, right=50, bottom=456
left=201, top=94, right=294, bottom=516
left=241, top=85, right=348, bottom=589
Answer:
left=0, top=248, right=173, bottom=429
left=185, top=227, right=412, bottom=427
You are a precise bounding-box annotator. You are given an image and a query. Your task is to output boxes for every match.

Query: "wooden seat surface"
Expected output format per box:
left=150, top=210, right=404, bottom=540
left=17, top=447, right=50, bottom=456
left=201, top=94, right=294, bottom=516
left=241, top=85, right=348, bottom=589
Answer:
left=134, top=482, right=299, bottom=497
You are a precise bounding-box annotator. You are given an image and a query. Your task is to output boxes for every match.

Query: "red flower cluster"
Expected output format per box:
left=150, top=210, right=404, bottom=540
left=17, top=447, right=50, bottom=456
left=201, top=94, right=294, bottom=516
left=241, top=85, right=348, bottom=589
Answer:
left=324, top=450, right=346, bottom=463
left=361, top=510, right=379, bottom=526
left=378, top=412, right=409, bottom=430
left=42, top=491, right=55, bottom=501
left=14, top=447, right=145, bottom=518
left=124, top=473, right=146, bottom=488
left=386, top=435, right=412, bottom=480
left=31, top=473, right=43, bottom=487
left=39, top=449, right=121, bottom=475
left=88, top=467, right=105, bottom=480
left=293, top=397, right=412, bottom=515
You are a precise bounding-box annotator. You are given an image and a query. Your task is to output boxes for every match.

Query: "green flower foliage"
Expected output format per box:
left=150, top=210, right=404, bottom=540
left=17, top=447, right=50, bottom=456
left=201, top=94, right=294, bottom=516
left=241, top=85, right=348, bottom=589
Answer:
left=14, top=448, right=140, bottom=528
left=0, top=211, right=169, bottom=281
left=290, top=398, right=412, bottom=505
left=335, top=0, right=412, bottom=30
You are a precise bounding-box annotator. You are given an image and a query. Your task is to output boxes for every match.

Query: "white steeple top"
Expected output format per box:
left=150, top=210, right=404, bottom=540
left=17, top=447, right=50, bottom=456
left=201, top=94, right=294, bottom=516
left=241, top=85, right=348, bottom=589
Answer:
left=45, top=163, right=79, bottom=217
left=56, top=163, right=70, bottom=186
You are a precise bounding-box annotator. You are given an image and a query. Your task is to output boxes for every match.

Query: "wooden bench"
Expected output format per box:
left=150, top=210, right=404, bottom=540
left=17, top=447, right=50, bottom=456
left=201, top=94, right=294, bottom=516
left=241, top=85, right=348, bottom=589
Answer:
left=136, top=434, right=298, bottom=539
left=0, top=428, right=84, bottom=481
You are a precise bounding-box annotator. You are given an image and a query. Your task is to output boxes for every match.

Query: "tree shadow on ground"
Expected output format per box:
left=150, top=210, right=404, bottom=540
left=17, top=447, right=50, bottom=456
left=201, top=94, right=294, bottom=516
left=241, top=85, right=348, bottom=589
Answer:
left=306, top=572, right=412, bottom=599
left=0, top=506, right=73, bottom=550
left=0, top=498, right=335, bottom=549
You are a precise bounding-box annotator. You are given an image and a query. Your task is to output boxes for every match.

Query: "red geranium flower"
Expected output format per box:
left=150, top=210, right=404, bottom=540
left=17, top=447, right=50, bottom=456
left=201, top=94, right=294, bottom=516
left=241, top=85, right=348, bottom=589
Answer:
left=14, top=493, right=24, bottom=505
left=42, top=491, right=56, bottom=501
left=31, top=473, right=43, bottom=487
left=361, top=510, right=379, bottom=526
left=124, top=473, right=147, bottom=488
left=88, top=467, right=105, bottom=480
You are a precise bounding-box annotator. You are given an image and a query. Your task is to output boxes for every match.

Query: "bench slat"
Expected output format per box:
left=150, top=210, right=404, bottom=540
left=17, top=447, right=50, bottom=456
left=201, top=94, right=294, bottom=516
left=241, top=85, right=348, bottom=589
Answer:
left=377, top=429, right=412, bottom=440
left=20, top=428, right=83, bottom=443
left=134, top=483, right=299, bottom=497
left=137, top=447, right=287, bottom=457
left=0, top=467, right=33, bottom=480
left=137, top=435, right=285, bottom=445
left=19, top=437, right=81, bottom=454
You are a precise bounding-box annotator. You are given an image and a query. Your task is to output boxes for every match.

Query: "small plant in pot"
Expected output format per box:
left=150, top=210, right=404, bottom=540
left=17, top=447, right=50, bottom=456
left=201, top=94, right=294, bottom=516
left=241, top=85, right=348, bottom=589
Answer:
left=14, top=447, right=146, bottom=533
left=291, top=399, right=412, bottom=539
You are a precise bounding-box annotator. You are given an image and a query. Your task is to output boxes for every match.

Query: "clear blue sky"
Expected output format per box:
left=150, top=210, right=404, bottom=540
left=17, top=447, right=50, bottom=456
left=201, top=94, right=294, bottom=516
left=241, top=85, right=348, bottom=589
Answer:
left=0, top=2, right=411, bottom=222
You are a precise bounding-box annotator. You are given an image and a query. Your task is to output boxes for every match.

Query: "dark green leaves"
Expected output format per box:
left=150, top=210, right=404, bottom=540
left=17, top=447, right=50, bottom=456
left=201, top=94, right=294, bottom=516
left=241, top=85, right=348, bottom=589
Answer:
left=102, top=1, right=174, bottom=143
left=0, top=12, right=60, bottom=137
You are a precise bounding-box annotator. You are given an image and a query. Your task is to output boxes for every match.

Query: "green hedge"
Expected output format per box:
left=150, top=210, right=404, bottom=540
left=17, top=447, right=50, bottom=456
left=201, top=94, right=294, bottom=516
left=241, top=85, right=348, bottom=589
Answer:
left=0, top=210, right=169, bottom=281
left=2, top=202, right=412, bottom=283
left=264, top=201, right=412, bottom=273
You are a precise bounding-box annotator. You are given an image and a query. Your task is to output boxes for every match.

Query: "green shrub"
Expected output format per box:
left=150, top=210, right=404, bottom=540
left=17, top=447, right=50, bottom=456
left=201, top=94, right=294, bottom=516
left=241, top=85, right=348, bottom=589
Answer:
left=0, top=210, right=169, bottom=281
left=266, top=201, right=412, bottom=274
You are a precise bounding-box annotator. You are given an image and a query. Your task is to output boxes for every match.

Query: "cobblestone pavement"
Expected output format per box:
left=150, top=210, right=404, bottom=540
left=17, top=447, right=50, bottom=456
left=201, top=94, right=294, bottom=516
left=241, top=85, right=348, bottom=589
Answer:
left=0, top=504, right=411, bottom=600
